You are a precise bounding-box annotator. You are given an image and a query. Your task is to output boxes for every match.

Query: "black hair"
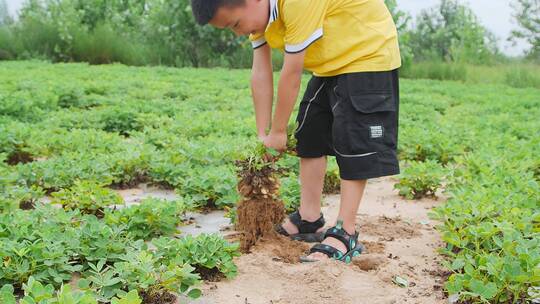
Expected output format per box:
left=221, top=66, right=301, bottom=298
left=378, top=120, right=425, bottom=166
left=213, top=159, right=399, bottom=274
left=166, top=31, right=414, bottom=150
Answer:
left=191, top=0, right=246, bottom=25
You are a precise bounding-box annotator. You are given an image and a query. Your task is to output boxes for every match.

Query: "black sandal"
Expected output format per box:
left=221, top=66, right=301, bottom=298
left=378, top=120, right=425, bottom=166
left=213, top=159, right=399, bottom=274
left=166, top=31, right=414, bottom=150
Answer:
left=300, top=220, right=364, bottom=264
left=275, top=210, right=325, bottom=243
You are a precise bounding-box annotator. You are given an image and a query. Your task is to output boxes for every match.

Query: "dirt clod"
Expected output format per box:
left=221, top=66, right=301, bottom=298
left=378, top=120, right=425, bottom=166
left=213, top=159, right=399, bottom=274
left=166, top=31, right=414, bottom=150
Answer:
left=139, top=287, right=176, bottom=304
left=235, top=157, right=285, bottom=253
left=236, top=198, right=285, bottom=252
left=353, top=255, right=388, bottom=271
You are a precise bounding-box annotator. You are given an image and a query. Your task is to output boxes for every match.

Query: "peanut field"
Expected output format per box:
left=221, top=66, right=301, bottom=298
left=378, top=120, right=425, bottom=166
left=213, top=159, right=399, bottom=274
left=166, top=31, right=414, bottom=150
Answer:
left=0, top=61, right=538, bottom=303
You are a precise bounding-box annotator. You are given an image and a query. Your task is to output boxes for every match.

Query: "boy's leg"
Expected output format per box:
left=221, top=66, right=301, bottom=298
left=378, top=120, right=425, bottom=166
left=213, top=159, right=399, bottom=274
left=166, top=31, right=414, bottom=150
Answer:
left=303, top=70, right=400, bottom=261
left=280, top=156, right=327, bottom=234
left=280, top=76, right=333, bottom=235
left=337, top=179, right=366, bottom=233
left=305, top=179, right=366, bottom=259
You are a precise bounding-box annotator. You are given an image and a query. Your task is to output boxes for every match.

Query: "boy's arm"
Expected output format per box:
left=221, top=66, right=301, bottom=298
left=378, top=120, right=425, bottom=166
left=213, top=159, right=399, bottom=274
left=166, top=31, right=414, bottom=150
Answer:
left=264, top=50, right=306, bottom=150
left=251, top=44, right=274, bottom=139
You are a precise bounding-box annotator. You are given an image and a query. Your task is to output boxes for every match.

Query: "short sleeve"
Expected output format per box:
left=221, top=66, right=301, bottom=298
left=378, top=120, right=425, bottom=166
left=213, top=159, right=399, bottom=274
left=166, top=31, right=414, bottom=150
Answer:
left=249, top=32, right=267, bottom=49
left=282, top=0, right=327, bottom=53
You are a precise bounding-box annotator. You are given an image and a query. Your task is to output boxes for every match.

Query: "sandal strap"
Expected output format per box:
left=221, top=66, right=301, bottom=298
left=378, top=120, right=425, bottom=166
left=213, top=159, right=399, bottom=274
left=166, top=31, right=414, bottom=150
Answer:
left=323, top=223, right=359, bottom=252
left=275, top=224, right=290, bottom=236
left=288, top=211, right=325, bottom=234
left=309, top=243, right=342, bottom=258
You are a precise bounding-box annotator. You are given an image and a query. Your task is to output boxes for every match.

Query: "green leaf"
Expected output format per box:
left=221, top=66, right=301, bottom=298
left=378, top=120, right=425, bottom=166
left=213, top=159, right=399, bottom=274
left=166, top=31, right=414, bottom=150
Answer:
left=111, top=290, right=142, bottom=304
left=451, top=258, right=465, bottom=270
left=445, top=278, right=463, bottom=295
left=187, top=288, right=202, bottom=299
left=180, top=283, right=189, bottom=293
left=469, top=279, right=498, bottom=300
left=77, top=278, right=91, bottom=289
left=0, top=285, right=17, bottom=304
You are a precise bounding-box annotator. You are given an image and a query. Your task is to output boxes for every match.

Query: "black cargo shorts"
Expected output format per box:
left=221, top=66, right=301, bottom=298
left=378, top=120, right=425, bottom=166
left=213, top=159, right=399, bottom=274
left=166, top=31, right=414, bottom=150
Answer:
left=294, top=69, right=400, bottom=180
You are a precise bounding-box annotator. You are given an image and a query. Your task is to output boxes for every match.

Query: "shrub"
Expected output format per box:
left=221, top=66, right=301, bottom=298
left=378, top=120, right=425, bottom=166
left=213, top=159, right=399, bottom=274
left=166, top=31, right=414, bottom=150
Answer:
left=279, top=172, right=300, bottom=212
left=504, top=67, right=540, bottom=89
left=104, top=198, right=190, bottom=240
left=394, top=160, right=446, bottom=199
left=50, top=180, right=124, bottom=217
left=401, top=61, right=468, bottom=82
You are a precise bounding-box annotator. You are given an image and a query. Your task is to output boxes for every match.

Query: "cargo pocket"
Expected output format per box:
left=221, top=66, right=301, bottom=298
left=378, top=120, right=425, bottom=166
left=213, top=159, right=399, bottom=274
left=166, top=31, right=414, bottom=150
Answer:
left=332, top=72, right=398, bottom=157
left=350, top=93, right=395, bottom=113
left=348, top=92, right=397, bottom=154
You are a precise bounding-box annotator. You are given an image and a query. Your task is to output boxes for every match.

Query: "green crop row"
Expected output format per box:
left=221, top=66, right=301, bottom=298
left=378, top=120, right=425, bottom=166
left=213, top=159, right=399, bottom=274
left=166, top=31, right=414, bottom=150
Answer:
left=1, top=61, right=539, bottom=303
left=394, top=78, right=539, bottom=302
left=1, top=282, right=146, bottom=304
left=0, top=201, right=239, bottom=302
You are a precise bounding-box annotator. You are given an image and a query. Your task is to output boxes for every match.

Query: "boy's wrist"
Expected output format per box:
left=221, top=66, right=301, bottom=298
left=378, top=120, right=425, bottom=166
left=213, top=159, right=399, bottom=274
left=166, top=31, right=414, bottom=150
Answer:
left=269, top=126, right=286, bottom=135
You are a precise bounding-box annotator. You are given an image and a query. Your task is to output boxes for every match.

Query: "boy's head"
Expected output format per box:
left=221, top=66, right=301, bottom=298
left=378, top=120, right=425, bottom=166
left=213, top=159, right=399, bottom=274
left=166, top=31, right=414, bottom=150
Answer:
left=191, top=0, right=269, bottom=36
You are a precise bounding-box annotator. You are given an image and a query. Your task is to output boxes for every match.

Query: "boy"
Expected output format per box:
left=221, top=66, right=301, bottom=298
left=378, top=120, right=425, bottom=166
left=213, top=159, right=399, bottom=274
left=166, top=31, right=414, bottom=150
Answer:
left=191, top=0, right=401, bottom=263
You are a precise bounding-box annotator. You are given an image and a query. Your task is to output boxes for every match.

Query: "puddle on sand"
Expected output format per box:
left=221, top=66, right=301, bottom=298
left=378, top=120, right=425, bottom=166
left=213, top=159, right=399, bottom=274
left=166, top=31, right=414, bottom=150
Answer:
left=116, top=184, right=233, bottom=237
left=178, top=211, right=232, bottom=237
left=39, top=184, right=178, bottom=208
left=39, top=184, right=233, bottom=238
left=116, top=184, right=179, bottom=207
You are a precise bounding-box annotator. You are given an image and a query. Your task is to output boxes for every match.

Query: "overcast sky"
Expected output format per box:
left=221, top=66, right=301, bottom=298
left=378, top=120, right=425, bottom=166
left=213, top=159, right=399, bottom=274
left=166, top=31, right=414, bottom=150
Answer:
left=4, top=0, right=529, bottom=56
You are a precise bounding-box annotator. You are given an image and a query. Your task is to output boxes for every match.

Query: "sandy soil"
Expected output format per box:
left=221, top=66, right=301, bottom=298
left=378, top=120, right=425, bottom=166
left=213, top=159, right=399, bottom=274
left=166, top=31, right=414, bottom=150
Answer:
left=187, top=177, right=450, bottom=304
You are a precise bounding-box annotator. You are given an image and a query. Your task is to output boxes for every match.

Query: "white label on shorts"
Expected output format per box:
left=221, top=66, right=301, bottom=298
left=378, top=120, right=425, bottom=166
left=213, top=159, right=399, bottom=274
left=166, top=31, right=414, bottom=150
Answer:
left=370, top=126, right=384, bottom=138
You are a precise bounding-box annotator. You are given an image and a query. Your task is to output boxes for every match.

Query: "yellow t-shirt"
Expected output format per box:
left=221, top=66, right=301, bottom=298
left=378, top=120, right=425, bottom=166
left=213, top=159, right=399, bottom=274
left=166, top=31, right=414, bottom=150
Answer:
left=249, top=0, right=401, bottom=77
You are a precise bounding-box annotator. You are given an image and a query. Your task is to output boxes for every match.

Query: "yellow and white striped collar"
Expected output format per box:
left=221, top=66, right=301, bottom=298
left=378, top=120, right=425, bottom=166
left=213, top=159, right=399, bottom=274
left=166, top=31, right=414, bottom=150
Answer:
left=250, top=0, right=279, bottom=49
left=268, top=0, right=279, bottom=25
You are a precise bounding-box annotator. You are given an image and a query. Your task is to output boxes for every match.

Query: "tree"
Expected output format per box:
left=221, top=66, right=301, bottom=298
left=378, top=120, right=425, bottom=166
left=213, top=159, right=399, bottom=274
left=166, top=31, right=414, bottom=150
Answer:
left=385, top=0, right=411, bottom=33
left=0, top=0, right=12, bottom=26
left=509, top=0, right=540, bottom=60
left=409, top=0, right=497, bottom=64
left=384, top=0, right=414, bottom=68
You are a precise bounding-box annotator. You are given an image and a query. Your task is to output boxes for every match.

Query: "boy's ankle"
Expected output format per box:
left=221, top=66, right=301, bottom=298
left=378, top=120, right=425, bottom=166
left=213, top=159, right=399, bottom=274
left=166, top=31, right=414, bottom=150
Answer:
left=342, top=222, right=356, bottom=235
left=298, top=208, right=322, bottom=222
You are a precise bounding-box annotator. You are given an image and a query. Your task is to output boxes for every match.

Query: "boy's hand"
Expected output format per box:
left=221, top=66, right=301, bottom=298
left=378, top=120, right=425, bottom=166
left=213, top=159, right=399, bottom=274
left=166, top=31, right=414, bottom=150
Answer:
left=263, top=130, right=287, bottom=151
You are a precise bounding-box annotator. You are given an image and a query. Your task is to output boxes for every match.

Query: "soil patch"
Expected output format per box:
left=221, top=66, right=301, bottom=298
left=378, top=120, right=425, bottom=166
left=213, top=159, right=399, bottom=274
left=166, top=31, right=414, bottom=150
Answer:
left=253, top=234, right=310, bottom=264
left=6, top=150, right=34, bottom=165
left=19, top=200, right=35, bottom=210
left=353, top=255, right=389, bottom=272
left=358, top=215, right=422, bottom=241
left=195, top=266, right=225, bottom=282
left=193, top=177, right=448, bottom=304
left=363, top=241, right=386, bottom=254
